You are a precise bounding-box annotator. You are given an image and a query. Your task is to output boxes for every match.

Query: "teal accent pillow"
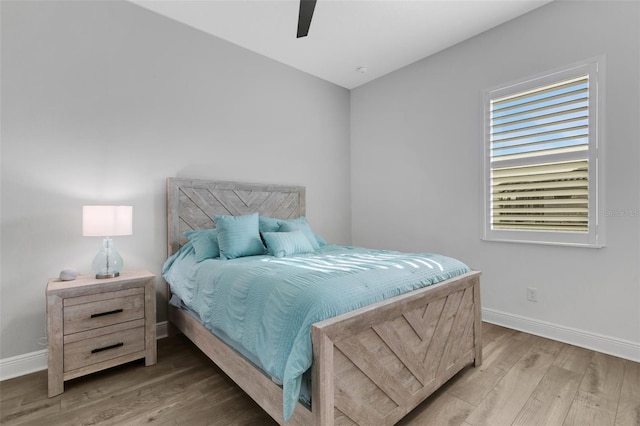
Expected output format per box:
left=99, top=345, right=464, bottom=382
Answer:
left=260, top=216, right=326, bottom=247
left=279, top=220, right=321, bottom=250
left=289, top=217, right=327, bottom=246
left=262, top=231, right=315, bottom=258
left=184, top=229, right=219, bottom=262
left=259, top=216, right=283, bottom=233
left=214, top=213, right=265, bottom=260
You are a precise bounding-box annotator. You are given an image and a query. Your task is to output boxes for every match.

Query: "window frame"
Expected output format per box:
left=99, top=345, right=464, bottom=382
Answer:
left=482, top=58, right=605, bottom=248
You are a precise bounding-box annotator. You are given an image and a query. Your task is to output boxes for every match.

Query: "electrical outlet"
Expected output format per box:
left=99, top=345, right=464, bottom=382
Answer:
left=527, top=287, right=538, bottom=302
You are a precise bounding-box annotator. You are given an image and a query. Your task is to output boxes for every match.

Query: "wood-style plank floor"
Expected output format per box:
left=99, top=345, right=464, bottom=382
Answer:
left=1, top=323, right=638, bottom=425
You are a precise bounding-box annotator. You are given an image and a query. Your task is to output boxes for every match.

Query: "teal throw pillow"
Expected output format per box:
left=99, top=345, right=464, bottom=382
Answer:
left=278, top=220, right=321, bottom=250
left=184, top=229, right=219, bottom=262
left=214, top=213, right=265, bottom=260
left=262, top=231, right=315, bottom=258
left=258, top=216, right=283, bottom=233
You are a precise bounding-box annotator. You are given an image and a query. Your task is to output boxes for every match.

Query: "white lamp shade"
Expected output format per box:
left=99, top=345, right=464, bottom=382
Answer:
left=82, top=206, right=133, bottom=237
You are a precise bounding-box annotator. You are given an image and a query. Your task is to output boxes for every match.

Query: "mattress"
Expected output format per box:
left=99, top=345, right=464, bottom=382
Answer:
left=162, top=243, right=471, bottom=420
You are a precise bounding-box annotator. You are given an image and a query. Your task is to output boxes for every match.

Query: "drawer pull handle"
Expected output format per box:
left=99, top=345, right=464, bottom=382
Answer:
left=91, top=342, right=124, bottom=354
left=91, top=309, right=123, bottom=318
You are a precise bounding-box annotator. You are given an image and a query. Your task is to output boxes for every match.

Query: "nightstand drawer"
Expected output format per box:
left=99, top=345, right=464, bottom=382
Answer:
left=63, top=322, right=145, bottom=372
left=63, top=287, right=144, bottom=335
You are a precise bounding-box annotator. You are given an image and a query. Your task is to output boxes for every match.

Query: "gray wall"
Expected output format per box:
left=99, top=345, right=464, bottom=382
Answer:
left=1, top=0, right=351, bottom=359
left=2, top=0, right=638, bottom=365
left=351, top=0, right=640, bottom=357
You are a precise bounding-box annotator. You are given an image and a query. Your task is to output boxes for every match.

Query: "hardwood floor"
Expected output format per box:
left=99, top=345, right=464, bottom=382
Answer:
left=1, top=323, right=638, bottom=425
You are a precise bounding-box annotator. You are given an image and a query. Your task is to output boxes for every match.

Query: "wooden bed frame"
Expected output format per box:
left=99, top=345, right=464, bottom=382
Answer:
left=166, top=177, right=482, bottom=425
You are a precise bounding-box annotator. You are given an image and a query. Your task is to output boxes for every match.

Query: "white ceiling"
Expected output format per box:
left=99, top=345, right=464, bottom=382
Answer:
left=131, top=0, right=553, bottom=89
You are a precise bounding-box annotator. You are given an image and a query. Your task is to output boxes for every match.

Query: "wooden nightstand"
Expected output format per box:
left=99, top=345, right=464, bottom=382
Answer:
left=46, top=270, right=156, bottom=397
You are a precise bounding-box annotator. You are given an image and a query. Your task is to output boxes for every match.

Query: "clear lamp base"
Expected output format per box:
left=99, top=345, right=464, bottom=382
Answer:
left=92, top=237, right=124, bottom=279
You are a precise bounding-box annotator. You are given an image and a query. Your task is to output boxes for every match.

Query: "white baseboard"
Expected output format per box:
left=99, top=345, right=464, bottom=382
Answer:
left=0, top=321, right=169, bottom=382
left=482, top=308, right=640, bottom=362
left=0, top=349, right=48, bottom=382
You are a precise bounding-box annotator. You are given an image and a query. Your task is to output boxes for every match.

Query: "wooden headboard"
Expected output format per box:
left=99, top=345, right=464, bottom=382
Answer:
left=166, top=178, right=306, bottom=257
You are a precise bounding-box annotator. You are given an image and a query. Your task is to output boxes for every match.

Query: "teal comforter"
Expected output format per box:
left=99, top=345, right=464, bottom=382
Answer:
left=163, top=244, right=471, bottom=420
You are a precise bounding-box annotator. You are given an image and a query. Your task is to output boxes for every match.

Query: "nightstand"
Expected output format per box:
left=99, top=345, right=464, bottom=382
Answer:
left=46, top=270, right=156, bottom=397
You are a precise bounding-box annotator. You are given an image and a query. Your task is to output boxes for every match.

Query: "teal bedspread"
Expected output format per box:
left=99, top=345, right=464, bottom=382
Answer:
left=163, top=244, right=471, bottom=420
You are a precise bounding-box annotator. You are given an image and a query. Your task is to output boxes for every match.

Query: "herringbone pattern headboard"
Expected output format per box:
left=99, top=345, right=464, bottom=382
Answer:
left=167, top=178, right=306, bottom=256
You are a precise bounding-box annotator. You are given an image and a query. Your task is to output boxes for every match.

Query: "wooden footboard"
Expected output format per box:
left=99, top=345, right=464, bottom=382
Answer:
left=311, top=271, right=481, bottom=426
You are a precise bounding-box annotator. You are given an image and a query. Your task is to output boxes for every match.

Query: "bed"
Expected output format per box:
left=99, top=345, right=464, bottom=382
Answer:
left=165, top=177, right=482, bottom=425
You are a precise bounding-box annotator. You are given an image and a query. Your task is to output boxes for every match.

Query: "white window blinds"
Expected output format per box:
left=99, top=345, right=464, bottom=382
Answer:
left=483, top=60, right=604, bottom=247
left=491, top=76, right=589, bottom=232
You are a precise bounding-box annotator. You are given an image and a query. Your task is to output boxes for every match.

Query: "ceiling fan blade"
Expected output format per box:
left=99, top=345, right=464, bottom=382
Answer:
left=297, top=0, right=317, bottom=38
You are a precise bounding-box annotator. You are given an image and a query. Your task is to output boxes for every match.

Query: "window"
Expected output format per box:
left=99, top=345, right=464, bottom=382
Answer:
left=483, top=59, right=604, bottom=247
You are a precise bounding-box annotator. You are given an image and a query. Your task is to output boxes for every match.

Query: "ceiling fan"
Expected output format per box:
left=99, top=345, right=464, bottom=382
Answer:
left=297, top=0, right=317, bottom=38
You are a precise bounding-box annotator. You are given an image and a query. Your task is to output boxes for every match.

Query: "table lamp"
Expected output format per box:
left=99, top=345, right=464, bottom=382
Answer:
left=82, top=205, right=132, bottom=279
